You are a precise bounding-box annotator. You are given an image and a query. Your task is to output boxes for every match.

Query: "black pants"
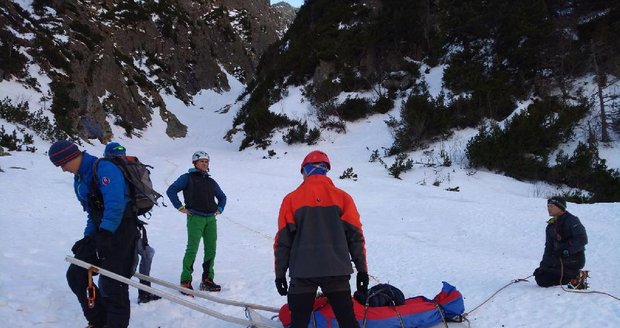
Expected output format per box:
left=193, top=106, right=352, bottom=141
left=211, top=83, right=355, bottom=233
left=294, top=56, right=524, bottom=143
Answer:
left=534, top=269, right=574, bottom=287
left=535, top=253, right=585, bottom=287
left=67, top=238, right=106, bottom=327
left=67, top=212, right=138, bottom=328
left=288, top=276, right=359, bottom=328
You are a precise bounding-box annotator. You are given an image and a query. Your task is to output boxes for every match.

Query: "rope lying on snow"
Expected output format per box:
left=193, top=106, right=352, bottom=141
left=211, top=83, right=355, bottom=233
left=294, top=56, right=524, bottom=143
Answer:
left=463, top=274, right=533, bottom=319
left=463, top=263, right=620, bottom=327
left=220, top=214, right=274, bottom=241
left=221, top=215, right=620, bottom=326
left=559, top=259, right=620, bottom=301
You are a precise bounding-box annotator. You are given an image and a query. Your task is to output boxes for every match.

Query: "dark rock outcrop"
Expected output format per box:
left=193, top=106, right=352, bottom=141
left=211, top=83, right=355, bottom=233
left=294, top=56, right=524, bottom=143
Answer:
left=0, top=0, right=294, bottom=141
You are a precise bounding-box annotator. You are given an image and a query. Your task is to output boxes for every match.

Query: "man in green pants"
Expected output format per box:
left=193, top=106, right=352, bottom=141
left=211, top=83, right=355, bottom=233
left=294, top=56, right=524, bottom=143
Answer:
left=166, top=151, right=227, bottom=292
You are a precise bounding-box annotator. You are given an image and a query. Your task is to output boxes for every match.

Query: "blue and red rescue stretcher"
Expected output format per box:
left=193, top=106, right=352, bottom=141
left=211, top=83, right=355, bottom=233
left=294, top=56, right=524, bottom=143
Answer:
left=279, top=281, right=465, bottom=328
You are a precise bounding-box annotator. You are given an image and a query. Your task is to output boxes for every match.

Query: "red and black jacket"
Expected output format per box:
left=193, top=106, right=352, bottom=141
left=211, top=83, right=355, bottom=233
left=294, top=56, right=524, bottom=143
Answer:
left=274, top=175, right=367, bottom=279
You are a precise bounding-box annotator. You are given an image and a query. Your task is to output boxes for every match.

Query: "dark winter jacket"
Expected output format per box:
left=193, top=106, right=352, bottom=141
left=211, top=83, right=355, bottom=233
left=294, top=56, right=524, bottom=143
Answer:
left=74, top=151, right=130, bottom=236
left=166, top=168, right=226, bottom=217
left=274, top=175, right=367, bottom=279
left=540, top=211, right=587, bottom=271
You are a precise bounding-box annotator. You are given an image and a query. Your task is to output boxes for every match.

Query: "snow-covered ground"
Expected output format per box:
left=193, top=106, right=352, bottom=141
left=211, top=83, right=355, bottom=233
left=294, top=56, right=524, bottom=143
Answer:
left=1, top=59, right=620, bottom=327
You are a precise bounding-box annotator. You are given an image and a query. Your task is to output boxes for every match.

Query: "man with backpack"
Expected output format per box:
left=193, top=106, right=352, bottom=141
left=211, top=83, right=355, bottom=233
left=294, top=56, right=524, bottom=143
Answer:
left=103, top=142, right=161, bottom=304
left=166, top=151, right=227, bottom=293
left=274, top=150, right=369, bottom=328
left=49, top=140, right=139, bottom=328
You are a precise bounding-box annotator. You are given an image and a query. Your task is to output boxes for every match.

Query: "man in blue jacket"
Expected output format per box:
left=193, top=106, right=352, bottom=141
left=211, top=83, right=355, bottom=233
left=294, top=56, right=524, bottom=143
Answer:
left=167, top=150, right=227, bottom=293
left=49, top=140, right=139, bottom=328
left=104, top=142, right=161, bottom=304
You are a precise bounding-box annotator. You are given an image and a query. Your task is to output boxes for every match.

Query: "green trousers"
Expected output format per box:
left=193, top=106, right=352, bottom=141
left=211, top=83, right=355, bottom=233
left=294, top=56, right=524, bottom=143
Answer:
left=181, top=214, right=217, bottom=282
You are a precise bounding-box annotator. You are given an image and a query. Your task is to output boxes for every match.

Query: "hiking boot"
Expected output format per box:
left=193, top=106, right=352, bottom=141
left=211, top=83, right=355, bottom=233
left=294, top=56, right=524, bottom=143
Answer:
left=567, top=270, right=589, bottom=290
left=199, top=278, right=221, bottom=292
left=180, top=281, right=194, bottom=297
left=138, top=292, right=162, bottom=304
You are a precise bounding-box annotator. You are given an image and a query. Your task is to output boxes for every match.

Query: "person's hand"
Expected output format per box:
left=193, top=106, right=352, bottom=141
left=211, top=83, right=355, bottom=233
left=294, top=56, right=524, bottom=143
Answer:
left=533, top=267, right=541, bottom=276
left=71, top=236, right=93, bottom=255
left=275, top=277, right=288, bottom=296
left=356, top=271, right=369, bottom=294
left=178, top=206, right=189, bottom=214
left=94, top=229, right=113, bottom=259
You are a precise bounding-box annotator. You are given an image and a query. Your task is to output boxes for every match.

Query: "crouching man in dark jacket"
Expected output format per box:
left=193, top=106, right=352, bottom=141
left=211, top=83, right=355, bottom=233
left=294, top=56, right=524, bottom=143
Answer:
left=49, top=140, right=139, bottom=328
left=533, top=196, right=588, bottom=289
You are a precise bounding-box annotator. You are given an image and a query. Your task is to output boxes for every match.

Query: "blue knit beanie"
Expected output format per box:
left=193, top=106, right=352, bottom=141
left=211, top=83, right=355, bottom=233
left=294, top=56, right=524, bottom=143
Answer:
left=49, top=140, right=81, bottom=166
left=302, top=163, right=328, bottom=176
left=104, top=142, right=126, bottom=157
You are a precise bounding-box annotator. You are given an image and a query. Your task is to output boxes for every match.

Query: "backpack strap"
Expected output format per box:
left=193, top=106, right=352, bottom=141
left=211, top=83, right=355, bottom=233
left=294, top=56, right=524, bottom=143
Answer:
left=88, top=159, right=104, bottom=218
left=139, top=223, right=149, bottom=246
left=91, top=158, right=103, bottom=182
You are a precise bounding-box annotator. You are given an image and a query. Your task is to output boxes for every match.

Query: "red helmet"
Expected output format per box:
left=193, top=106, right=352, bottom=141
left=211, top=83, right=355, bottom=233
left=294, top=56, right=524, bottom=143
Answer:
left=301, top=150, right=331, bottom=173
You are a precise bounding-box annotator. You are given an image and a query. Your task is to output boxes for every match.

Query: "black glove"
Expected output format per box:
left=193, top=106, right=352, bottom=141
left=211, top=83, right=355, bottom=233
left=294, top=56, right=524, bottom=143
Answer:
left=71, top=236, right=91, bottom=254
left=94, top=229, right=114, bottom=259
left=533, top=267, right=541, bottom=276
left=356, top=271, right=369, bottom=294
left=275, top=277, right=288, bottom=296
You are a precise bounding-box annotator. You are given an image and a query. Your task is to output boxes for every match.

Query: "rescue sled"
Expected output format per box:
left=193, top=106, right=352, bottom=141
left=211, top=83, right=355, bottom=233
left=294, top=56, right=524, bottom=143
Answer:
left=279, top=282, right=464, bottom=328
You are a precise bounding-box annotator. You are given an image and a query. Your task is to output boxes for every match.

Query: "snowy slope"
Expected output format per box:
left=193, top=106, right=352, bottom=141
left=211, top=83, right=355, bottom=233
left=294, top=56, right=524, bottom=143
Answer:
left=1, top=63, right=620, bottom=327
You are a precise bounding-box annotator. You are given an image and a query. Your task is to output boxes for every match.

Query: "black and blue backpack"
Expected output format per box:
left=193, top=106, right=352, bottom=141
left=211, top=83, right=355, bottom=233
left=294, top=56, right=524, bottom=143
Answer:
left=355, top=283, right=406, bottom=307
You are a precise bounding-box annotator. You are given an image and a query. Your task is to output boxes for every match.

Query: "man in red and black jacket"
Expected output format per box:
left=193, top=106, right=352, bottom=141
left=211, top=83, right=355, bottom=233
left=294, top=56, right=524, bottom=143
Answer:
left=274, top=150, right=368, bottom=328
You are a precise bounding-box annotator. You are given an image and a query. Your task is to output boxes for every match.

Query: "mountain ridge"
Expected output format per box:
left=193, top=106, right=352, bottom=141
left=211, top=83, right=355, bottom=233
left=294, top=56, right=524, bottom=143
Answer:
left=0, top=0, right=294, bottom=140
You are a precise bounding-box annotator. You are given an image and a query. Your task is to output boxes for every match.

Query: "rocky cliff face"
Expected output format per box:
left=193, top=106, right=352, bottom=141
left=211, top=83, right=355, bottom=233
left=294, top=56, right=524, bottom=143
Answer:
left=272, top=1, right=298, bottom=26
left=0, top=0, right=294, bottom=141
